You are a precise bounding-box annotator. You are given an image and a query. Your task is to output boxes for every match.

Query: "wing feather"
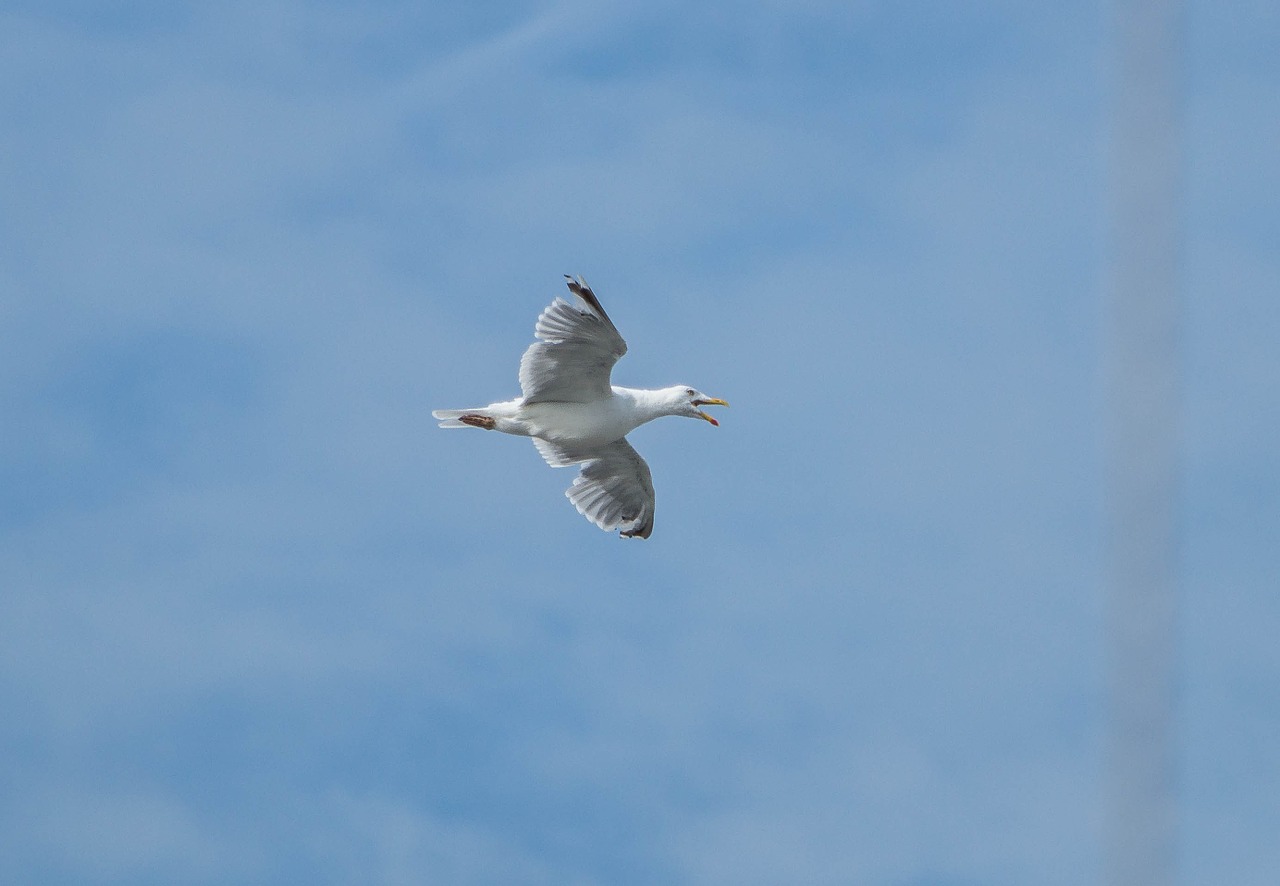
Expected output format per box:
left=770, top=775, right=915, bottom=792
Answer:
left=518, top=276, right=627, bottom=404
left=531, top=437, right=655, bottom=539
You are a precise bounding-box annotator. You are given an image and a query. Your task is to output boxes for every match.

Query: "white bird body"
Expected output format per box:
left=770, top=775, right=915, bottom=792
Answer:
left=469, top=387, right=676, bottom=446
left=433, top=276, right=727, bottom=539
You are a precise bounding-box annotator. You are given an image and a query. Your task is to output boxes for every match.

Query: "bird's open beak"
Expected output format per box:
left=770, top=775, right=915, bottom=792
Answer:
left=693, top=397, right=729, bottom=426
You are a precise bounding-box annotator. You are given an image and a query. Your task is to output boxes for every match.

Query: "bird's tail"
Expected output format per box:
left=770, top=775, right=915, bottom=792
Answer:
left=432, top=407, right=492, bottom=429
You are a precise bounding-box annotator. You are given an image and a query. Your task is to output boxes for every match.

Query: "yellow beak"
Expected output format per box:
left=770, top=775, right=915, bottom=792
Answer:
left=693, top=397, right=728, bottom=426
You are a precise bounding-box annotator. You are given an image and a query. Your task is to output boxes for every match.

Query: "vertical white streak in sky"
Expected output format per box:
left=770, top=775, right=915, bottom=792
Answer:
left=1106, top=1, right=1182, bottom=885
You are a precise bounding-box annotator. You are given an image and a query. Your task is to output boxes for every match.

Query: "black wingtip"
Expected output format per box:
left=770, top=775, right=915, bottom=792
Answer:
left=562, top=274, right=614, bottom=326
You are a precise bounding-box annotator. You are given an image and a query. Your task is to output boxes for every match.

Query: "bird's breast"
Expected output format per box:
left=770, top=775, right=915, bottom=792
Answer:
left=520, top=399, right=641, bottom=447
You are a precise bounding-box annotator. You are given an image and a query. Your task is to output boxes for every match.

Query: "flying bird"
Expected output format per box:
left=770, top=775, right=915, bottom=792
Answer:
left=433, top=275, right=728, bottom=539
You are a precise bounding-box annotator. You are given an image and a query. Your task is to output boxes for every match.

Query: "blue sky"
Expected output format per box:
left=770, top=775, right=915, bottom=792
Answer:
left=2, top=1, right=1277, bottom=883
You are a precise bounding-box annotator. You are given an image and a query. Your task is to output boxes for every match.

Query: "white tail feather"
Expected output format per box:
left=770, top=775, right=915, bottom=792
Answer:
left=433, top=408, right=487, bottom=429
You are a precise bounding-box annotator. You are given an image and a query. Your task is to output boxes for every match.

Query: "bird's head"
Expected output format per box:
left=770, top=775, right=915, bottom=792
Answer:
left=667, top=386, right=729, bottom=426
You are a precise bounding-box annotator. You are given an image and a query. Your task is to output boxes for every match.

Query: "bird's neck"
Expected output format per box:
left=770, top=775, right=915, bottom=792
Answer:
left=615, top=386, right=680, bottom=424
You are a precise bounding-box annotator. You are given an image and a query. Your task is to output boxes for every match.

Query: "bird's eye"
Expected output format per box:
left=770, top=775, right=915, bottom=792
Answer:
left=686, top=388, right=695, bottom=396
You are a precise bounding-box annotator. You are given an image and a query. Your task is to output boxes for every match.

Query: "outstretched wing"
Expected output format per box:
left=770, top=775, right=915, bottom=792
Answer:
left=532, top=437, right=655, bottom=539
left=518, top=275, right=628, bottom=404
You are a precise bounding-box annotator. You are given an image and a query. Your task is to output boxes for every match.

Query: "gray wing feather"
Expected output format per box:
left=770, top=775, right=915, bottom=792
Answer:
left=532, top=437, right=655, bottom=539
left=518, top=276, right=627, bottom=404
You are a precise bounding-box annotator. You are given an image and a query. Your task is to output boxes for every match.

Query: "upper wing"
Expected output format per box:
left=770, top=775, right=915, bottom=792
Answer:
left=532, top=437, right=655, bottom=539
left=518, top=275, right=628, bottom=404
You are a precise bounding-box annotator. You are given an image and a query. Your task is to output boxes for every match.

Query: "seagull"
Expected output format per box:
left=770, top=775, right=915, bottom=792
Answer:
left=433, top=275, right=728, bottom=539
